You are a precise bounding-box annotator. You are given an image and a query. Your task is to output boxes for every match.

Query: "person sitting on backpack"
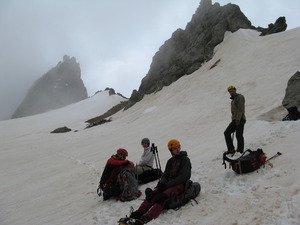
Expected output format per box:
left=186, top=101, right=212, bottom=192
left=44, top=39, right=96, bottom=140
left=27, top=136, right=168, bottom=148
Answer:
left=135, top=138, right=154, bottom=175
left=98, top=148, right=134, bottom=200
left=129, top=139, right=192, bottom=225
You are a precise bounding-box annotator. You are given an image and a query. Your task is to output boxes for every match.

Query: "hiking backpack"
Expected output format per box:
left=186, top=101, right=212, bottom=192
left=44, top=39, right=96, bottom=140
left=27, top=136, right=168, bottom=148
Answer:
left=117, top=168, right=140, bottom=201
left=137, top=168, right=162, bottom=185
left=223, top=149, right=267, bottom=174
left=166, top=180, right=201, bottom=209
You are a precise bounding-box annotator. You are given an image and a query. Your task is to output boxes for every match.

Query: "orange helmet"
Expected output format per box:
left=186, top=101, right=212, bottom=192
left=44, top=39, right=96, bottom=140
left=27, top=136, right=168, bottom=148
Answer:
left=117, top=148, right=128, bottom=157
left=168, top=139, right=180, bottom=150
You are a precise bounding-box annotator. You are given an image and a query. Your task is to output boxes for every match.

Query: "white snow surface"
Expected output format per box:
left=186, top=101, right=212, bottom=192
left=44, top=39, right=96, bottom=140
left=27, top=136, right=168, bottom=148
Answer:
left=1, top=28, right=300, bottom=225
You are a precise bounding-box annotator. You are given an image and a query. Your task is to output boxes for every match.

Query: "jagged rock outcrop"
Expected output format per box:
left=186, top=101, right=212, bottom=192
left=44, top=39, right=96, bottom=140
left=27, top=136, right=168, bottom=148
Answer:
left=282, top=71, right=300, bottom=108
left=258, top=16, right=287, bottom=36
left=125, top=0, right=288, bottom=109
left=104, top=87, right=116, bottom=96
left=12, top=55, right=88, bottom=119
left=125, top=0, right=253, bottom=108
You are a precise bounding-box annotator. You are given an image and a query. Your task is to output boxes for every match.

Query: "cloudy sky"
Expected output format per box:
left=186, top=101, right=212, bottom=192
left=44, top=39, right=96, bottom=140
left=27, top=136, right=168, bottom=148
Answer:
left=0, top=0, right=299, bottom=120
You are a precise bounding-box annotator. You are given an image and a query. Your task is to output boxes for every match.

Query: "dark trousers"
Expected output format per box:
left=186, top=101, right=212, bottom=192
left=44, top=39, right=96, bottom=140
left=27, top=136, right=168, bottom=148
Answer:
left=138, top=184, right=184, bottom=221
left=224, top=120, right=245, bottom=153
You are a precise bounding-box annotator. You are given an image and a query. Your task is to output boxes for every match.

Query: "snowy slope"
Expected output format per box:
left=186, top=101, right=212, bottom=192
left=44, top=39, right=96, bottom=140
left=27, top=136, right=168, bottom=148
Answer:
left=1, top=28, right=300, bottom=225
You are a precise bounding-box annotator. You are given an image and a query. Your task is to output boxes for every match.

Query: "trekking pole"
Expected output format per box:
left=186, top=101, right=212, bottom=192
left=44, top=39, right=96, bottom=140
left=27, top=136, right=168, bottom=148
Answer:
left=151, top=143, right=159, bottom=170
left=135, top=163, right=139, bottom=183
left=154, top=145, right=161, bottom=171
left=263, top=152, right=282, bottom=167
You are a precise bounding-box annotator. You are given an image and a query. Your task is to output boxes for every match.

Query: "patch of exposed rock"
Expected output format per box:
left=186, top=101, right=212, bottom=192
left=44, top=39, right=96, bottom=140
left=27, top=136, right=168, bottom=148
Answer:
left=282, top=71, right=300, bottom=109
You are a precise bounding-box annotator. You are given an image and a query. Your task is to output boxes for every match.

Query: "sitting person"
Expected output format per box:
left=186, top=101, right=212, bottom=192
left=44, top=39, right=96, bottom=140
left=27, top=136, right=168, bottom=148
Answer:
left=135, top=138, right=154, bottom=175
left=129, top=139, right=192, bottom=224
left=98, top=148, right=134, bottom=200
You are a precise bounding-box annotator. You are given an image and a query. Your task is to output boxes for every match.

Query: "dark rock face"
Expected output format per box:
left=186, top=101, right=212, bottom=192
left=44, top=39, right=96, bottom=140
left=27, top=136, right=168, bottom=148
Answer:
left=51, top=126, right=72, bottom=133
left=126, top=0, right=253, bottom=108
left=12, top=55, right=88, bottom=118
left=259, top=16, right=287, bottom=36
left=282, top=71, right=300, bottom=109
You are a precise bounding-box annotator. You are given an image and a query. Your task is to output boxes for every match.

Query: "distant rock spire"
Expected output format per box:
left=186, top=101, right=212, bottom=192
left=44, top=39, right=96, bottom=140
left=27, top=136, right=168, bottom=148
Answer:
left=12, top=55, right=88, bottom=119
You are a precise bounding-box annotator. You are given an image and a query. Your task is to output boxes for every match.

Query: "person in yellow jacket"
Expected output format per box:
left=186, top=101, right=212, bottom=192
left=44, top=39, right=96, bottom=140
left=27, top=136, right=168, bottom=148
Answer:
left=224, top=85, right=246, bottom=154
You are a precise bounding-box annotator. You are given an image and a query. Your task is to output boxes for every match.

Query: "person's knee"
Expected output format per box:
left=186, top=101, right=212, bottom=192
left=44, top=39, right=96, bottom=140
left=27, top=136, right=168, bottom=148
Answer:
left=152, top=193, right=168, bottom=206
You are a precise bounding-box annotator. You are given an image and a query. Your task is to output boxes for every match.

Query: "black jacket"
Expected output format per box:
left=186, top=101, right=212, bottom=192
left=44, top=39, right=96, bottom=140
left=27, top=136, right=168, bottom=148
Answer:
left=159, top=151, right=191, bottom=189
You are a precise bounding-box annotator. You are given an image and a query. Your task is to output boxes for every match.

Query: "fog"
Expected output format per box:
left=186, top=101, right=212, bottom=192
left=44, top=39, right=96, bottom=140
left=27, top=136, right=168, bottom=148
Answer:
left=0, top=0, right=299, bottom=120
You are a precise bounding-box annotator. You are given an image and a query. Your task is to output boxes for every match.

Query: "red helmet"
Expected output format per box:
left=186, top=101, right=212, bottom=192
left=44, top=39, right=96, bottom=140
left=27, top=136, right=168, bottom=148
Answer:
left=117, top=148, right=128, bottom=157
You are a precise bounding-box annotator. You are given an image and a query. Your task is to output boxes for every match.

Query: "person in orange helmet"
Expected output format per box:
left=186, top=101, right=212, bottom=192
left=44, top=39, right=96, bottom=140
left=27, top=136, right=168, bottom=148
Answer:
left=127, top=139, right=192, bottom=225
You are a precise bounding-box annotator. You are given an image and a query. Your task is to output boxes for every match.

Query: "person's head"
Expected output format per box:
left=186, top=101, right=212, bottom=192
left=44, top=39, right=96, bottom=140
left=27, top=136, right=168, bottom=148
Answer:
left=116, top=148, right=128, bottom=160
left=168, top=139, right=181, bottom=156
left=227, top=85, right=236, bottom=96
left=141, top=138, right=150, bottom=147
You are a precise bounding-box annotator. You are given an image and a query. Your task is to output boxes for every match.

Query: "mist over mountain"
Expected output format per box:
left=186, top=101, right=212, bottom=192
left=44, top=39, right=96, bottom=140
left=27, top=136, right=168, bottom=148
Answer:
left=127, top=0, right=287, bottom=108
left=8, top=0, right=289, bottom=119
left=12, top=55, right=88, bottom=119
left=1, top=25, right=299, bottom=224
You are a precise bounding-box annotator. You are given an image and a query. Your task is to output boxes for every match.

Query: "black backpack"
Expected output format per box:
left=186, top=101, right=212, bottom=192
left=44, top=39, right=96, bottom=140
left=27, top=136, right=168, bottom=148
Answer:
left=137, top=168, right=162, bottom=185
left=223, top=149, right=266, bottom=174
left=166, top=180, right=201, bottom=209
left=282, top=105, right=300, bottom=121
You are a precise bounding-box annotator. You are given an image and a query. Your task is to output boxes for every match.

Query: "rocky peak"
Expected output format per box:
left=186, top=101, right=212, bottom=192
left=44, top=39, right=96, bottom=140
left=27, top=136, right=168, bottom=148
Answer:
left=12, top=55, right=88, bottom=119
left=126, top=0, right=253, bottom=108
left=125, top=0, right=287, bottom=110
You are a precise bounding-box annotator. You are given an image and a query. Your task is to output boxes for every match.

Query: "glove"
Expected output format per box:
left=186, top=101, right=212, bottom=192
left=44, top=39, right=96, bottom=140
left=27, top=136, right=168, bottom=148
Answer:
left=156, top=182, right=167, bottom=192
left=145, top=188, right=158, bottom=201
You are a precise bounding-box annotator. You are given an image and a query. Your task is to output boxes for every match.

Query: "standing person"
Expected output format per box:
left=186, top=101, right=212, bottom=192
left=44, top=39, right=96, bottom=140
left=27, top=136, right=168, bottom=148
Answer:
left=224, top=85, right=246, bottom=154
left=135, top=138, right=154, bottom=175
left=98, top=148, right=134, bottom=200
left=127, top=139, right=192, bottom=225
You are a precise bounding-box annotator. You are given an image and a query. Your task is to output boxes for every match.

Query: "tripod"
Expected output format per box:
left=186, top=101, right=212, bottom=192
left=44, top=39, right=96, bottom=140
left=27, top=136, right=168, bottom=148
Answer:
left=151, top=143, right=162, bottom=175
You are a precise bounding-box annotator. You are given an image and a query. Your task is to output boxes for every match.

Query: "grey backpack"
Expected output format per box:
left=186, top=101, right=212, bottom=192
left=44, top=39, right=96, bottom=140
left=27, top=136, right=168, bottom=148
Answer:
left=117, top=168, right=141, bottom=201
left=166, top=180, right=201, bottom=209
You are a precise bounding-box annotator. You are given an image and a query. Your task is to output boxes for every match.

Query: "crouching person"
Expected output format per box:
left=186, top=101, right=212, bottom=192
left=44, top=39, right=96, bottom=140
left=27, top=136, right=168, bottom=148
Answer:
left=129, top=139, right=192, bottom=224
left=98, top=148, right=134, bottom=200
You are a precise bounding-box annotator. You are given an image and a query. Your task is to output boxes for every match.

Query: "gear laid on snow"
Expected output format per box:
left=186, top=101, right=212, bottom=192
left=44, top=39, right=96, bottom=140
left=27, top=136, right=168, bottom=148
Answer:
left=222, top=148, right=282, bottom=174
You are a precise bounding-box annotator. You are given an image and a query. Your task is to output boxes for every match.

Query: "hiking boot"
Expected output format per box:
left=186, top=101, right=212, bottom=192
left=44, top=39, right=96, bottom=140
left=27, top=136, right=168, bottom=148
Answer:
left=130, top=210, right=143, bottom=220
left=140, top=215, right=151, bottom=224
left=224, top=149, right=236, bottom=155
left=125, top=218, right=144, bottom=225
